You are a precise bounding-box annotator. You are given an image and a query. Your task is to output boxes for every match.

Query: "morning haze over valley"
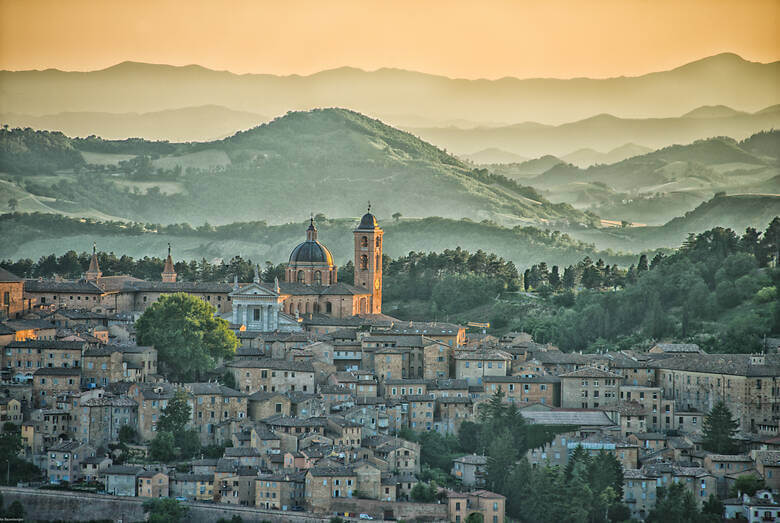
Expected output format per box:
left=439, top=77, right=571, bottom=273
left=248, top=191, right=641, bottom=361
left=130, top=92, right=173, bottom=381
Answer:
left=0, top=1, right=778, bottom=522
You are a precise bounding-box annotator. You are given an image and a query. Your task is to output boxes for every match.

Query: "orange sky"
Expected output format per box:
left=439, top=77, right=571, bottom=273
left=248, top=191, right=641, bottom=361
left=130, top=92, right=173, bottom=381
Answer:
left=0, top=0, right=778, bottom=79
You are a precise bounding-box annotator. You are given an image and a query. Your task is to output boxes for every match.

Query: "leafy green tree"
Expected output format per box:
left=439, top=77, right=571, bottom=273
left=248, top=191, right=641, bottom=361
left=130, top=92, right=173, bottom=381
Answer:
left=485, top=429, right=517, bottom=494
left=118, top=425, right=137, bottom=444
left=457, top=421, right=480, bottom=454
left=219, top=370, right=237, bottom=389
left=410, top=481, right=437, bottom=502
left=136, top=293, right=237, bottom=381
left=178, top=429, right=202, bottom=459
left=150, top=431, right=176, bottom=462
left=729, top=474, right=765, bottom=497
left=158, top=388, right=192, bottom=437
left=143, top=498, right=188, bottom=523
left=607, top=502, right=631, bottom=522
left=646, top=483, right=702, bottom=523
left=702, top=401, right=739, bottom=454
left=702, top=494, right=723, bottom=519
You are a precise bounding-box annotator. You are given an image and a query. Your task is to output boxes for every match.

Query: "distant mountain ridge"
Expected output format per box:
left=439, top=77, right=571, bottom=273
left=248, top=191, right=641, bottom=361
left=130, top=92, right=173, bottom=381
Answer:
left=407, top=104, right=780, bottom=159
left=1, top=53, right=777, bottom=127
left=0, top=105, right=267, bottom=142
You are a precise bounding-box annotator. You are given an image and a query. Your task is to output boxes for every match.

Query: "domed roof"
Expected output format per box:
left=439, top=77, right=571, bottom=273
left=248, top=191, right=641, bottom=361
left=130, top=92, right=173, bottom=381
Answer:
left=289, top=240, right=334, bottom=265
left=356, top=212, right=379, bottom=230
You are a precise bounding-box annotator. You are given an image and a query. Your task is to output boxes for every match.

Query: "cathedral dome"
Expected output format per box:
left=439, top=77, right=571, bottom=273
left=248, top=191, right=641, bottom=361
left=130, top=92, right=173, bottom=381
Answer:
left=289, top=240, right=334, bottom=265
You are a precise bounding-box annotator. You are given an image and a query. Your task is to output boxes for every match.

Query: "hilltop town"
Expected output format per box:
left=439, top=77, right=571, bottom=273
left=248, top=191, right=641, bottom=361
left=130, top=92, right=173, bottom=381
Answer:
left=0, top=209, right=777, bottom=522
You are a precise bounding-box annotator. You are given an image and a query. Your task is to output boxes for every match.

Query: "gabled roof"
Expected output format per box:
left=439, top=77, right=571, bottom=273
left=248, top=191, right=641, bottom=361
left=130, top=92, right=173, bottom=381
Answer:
left=185, top=383, right=246, bottom=397
left=25, top=279, right=104, bottom=294
left=559, top=367, right=621, bottom=379
left=7, top=340, right=83, bottom=350
left=226, top=358, right=314, bottom=372
left=0, top=268, right=22, bottom=282
left=34, top=367, right=81, bottom=376
left=521, top=409, right=615, bottom=426
left=121, top=281, right=232, bottom=293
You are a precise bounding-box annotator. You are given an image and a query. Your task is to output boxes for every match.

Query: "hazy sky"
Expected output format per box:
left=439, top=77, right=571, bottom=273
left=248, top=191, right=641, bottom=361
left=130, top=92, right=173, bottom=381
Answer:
left=1, top=0, right=778, bottom=79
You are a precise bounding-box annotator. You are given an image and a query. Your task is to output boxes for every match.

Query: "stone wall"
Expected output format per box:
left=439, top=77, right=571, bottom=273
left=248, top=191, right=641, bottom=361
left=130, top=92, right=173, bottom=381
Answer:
left=0, top=486, right=331, bottom=523
left=331, top=499, right=448, bottom=521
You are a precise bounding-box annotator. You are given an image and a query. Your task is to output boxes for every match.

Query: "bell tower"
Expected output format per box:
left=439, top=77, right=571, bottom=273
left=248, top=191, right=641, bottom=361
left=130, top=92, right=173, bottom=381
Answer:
left=353, top=203, right=383, bottom=314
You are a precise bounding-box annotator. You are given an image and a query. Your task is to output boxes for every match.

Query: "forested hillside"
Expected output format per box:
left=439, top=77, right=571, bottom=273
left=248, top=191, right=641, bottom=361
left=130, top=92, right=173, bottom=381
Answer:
left=0, top=212, right=631, bottom=271
left=507, top=219, right=780, bottom=354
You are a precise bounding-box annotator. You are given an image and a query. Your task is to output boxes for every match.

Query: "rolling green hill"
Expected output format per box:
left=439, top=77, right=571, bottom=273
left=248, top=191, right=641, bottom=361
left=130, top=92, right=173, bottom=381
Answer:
left=0, top=109, right=596, bottom=227
left=527, top=131, right=779, bottom=226
left=563, top=194, right=780, bottom=252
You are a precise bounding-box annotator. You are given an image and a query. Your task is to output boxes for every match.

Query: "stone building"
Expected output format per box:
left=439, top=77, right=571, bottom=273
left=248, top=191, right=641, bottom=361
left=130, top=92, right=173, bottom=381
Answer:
left=559, top=367, right=621, bottom=409
left=4, top=340, right=86, bottom=380
left=247, top=391, right=291, bottom=420
left=451, top=454, right=487, bottom=487
left=137, top=469, right=170, bottom=498
left=445, top=489, right=506, bottom=523
left=0, top=267, right=24, bottom=320
left=33, top=367, right=80, bottom=407
left=227, top=358, right=315, bottom=395
left=254, top=471, right=306, bottom=510
left=47, top=440, right=96, bottom=484
left=72, top=395, right=138, bottom=448
left=454, top=350, right=512, bottom=385
left=483, top=375, right=560, bottom=406
left=184, top=383, right=247, bottom=444
left=650, top=354, right=780, bottom=433
left=127, top=382, right=176, bottom=442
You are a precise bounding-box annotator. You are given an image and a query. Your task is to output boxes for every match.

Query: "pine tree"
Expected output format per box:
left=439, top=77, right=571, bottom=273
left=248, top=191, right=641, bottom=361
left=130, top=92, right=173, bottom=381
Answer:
left=702, top=400, right=740, bottom=454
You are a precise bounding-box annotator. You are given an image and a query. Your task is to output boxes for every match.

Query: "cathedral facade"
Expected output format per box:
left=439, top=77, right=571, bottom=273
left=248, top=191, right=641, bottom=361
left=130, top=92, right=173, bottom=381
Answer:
left=229, top=209, right=384, bottom=331
left=277, top=208, right=383, bottom=318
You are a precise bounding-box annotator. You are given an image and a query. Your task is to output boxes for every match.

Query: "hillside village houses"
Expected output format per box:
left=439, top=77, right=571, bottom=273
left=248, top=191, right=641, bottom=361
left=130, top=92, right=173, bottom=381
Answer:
left=0, top=209, right=779, bottom=521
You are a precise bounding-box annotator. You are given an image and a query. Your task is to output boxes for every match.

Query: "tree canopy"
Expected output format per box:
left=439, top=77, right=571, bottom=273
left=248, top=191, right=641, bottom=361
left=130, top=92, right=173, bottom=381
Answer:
left=702, top=401, right=740, bottom=454
left=135, top=293, right=237, bottom=381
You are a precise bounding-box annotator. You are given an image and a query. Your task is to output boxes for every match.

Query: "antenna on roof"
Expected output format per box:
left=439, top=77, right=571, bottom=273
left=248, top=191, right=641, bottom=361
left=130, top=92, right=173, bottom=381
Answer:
left=367, top=201, right=371, bottom=213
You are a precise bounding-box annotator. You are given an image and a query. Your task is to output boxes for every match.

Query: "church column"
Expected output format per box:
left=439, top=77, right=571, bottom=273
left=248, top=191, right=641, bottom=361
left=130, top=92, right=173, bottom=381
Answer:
left=242, top=305, right=248, bottom=327
left=264, top=304, right=271, bottom=331
left=232, top=303, right=238, bottom=325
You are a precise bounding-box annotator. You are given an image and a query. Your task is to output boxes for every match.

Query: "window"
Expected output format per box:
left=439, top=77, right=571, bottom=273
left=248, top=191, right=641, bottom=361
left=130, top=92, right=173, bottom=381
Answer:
left=297, top=270, right=305, bottom=283
left=361, top=236, right=368, bottom=248
left=314, top=271, right=322, bottom=285
left=360, top=255, right=368, bottom=269
left=254, top=309, right=260, bottom=321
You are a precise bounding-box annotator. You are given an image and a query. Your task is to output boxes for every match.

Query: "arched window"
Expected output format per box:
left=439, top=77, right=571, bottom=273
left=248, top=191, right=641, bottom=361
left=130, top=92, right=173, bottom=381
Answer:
left=361, top=236, right=368, bottom=248
left=313, top=302, right=319, bottom=313
left=326, top=302, right=333, bottom=314
left=314, top=271, right=322, bottom=285
left=360, top=255, right=368, bottom=269
left=297, top=270, right=305, bottom=283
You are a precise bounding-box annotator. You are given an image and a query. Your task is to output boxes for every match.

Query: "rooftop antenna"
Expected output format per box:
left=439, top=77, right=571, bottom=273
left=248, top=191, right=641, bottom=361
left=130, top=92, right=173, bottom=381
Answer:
left=367, top=201, right=371, bottom=213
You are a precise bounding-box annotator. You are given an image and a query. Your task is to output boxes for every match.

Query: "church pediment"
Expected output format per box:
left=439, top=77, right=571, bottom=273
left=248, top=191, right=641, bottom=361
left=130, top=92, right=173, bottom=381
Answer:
left=230, top=282, right=279, bottom=298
